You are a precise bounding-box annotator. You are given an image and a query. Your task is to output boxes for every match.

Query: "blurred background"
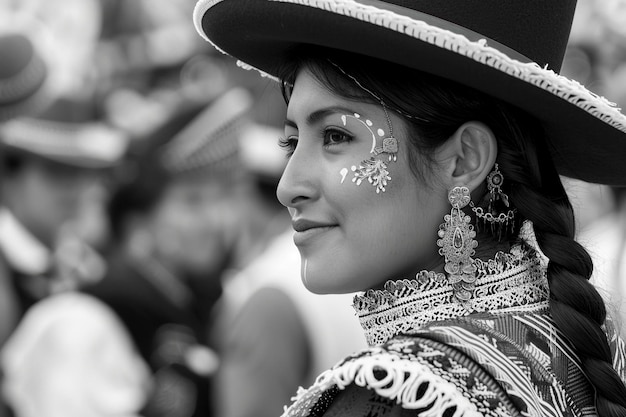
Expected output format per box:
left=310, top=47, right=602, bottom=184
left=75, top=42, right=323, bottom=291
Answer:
left=0, top=1, right=624, bottom=417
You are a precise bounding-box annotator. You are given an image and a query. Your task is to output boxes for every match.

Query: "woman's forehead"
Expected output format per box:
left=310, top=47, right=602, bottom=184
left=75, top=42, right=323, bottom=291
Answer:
left=287, top=70, right=380, bottom=123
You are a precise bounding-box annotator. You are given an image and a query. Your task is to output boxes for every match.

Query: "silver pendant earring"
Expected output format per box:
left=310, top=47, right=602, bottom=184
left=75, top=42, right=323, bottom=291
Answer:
left=437, top=186, right=478, bottom=310
left=469, top=163, right=516, bottom=241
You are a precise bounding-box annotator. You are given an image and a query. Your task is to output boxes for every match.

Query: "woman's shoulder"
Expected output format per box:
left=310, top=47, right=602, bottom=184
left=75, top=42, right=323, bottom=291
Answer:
left=282, top=332, right=521, bottom=417
left=283, top=312, right=601, bottom=417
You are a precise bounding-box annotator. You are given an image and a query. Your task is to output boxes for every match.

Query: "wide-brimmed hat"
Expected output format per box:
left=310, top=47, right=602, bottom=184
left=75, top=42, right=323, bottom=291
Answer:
left=0, top=97, right=128, bottom=169
left=194, top=0, right=626, bottom=186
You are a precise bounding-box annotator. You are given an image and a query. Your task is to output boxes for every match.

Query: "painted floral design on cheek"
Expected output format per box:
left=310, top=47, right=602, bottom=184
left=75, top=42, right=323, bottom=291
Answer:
left=339, top=110, right=398, bottom=194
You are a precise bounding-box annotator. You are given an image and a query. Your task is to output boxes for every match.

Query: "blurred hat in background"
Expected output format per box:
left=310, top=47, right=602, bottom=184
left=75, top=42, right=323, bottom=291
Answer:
left=159, top=87, right=253, bottom=175
left=0, top=32, right=50, bottom=122
left=107, top=87, right=255, bottom=242
left=0, top=97, right=128, bottom=169
left=0, top=0, right=102, bottom=99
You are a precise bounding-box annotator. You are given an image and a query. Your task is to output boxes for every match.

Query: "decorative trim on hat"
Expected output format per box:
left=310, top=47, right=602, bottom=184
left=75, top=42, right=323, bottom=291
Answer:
left=193, top=0, right=230, bottom=55
left=194, top=0, right=626, bottom=136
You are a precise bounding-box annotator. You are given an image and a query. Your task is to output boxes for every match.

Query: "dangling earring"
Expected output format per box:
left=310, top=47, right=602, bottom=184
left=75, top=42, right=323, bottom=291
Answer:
left=469, top=163, right=516, bottom=240
left=437, top=186, right=478, bottom=310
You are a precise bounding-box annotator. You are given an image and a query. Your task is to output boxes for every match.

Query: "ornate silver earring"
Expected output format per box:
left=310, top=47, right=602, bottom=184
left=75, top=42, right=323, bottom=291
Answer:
left=469, top=163, right=516, bottom=240
left=351, top=106, right=398, bottom=193
left=437, top=186, right=478, bottom=310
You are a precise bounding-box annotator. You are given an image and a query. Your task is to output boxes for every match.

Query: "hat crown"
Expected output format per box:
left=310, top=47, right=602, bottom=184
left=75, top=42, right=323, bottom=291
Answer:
left=0, top=34, right=35, bottom=79
left=386, top=0, right=577, bottom=72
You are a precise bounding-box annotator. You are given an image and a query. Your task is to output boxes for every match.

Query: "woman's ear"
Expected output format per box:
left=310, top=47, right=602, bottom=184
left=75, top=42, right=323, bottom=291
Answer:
left=437, top=121, right=497, bottom=192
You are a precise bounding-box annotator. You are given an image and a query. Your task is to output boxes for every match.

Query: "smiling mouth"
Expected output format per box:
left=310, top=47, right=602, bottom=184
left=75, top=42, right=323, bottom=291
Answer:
left=291, top=221, right=338, bottom=245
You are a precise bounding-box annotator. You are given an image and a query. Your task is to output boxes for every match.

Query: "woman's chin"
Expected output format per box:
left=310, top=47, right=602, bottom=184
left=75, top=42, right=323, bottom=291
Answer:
left=299, top=268, right=365, bottom=295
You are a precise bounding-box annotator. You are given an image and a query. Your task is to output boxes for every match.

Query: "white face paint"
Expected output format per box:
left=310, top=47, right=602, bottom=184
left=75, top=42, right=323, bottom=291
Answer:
left=336, top=112, right=397, bottom=192
left=302, top=258, right=308, bottom=286
left=339, top=167, right=349, bottom=183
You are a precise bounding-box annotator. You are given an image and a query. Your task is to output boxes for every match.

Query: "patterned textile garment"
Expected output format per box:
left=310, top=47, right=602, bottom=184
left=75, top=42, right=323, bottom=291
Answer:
left=281, top=222, right=626, bottom=417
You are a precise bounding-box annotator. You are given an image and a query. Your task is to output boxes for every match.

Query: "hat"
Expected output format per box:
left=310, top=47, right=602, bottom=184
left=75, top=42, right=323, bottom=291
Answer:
left=0, top=98, right=128, bottom=169
left=160, top=87, right=253, bottom=174
left=0, top=32, right=50, bottom=121
left=193, top=0, right=626, bottom=186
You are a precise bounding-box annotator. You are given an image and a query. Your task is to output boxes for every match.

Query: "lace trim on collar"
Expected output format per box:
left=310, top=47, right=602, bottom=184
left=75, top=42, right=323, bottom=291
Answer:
left=353, top=221, right=550, bottom=346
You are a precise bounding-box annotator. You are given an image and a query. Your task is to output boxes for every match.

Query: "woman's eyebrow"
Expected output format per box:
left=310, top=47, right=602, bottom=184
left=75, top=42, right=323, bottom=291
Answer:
left=284, top=118, right=297, bottom=129
left=284, top=106, right=359, bottom=129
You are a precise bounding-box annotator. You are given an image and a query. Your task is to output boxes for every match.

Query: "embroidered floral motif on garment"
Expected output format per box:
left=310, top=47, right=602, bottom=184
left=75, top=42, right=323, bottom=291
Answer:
left=353, top=221, right=550, bottom=346
left=281, top=336, right=520, bottom=417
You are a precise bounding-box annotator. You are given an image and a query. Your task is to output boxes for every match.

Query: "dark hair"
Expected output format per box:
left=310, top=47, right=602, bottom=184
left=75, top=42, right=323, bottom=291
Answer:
left=278, top=45, right=626, bottom=416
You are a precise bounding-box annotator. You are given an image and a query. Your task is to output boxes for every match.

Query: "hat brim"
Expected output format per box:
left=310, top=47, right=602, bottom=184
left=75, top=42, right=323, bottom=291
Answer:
left=195, top=0, right=626, bottom=186
left=1, top=119, right=128, bottom=169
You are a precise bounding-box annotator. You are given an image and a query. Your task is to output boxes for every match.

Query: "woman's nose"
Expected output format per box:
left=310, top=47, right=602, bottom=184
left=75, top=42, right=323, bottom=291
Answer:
left=276, top=146, right=319, bottom=209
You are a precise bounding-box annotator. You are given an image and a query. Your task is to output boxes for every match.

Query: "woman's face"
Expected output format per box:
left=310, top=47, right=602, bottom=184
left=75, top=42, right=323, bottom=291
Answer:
left=277, top=69, right=450, bottom=294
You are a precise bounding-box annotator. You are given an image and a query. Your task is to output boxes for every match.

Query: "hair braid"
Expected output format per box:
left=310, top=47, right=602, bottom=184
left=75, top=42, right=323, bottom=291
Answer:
left=499, top=126, right=626, bottom=416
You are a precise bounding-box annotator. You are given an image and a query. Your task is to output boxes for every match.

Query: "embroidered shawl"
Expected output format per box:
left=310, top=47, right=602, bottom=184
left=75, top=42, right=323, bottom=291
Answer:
left=281, top=222, right=626, bottom=417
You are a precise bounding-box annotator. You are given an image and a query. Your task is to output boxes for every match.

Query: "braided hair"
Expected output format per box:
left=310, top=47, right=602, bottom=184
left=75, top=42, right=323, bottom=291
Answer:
left=278, top=45, right=626, bottom=416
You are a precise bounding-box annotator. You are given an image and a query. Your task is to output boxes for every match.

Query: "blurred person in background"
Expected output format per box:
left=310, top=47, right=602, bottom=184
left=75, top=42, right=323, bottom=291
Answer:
left=0, top=26, right=57, bottom=417
left=213, top=124, right=367, bottom=417
left=96, top=0, right=205, bottom=93
left=0, top=97, right=128, bottom=417
left=96, top=0, right=286, bottom=128
left=0, top=28, right=53, bottom=351
left=0, top=96, right=127, bottom=318
left=1, top=88, right=254, bottom=417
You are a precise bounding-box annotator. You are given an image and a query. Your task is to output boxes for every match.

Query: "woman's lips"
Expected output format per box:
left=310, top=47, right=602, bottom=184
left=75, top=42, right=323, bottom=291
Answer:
left=292, top=219, right=338, bottom=245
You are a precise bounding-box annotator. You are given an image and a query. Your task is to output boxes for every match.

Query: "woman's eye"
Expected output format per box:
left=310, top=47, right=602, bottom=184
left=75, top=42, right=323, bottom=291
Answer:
left=278, top=136, right=297, bottom=157
left=324, top=129, right=352, bottom=146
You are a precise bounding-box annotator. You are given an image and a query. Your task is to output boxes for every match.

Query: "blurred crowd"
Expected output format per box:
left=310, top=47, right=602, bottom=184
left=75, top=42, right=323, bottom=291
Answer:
left=0, top=1, right=365, bottom=417
left=560, top=0, right=626, bottom=327
left=0, top=1, right=624, bottom=417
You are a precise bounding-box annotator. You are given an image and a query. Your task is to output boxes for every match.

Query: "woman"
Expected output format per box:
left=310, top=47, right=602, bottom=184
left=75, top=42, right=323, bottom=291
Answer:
left=193, top=1, right=626, bottom=416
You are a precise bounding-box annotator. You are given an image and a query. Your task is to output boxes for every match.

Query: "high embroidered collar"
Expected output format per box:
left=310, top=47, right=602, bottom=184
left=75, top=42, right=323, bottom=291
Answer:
left=353, top=221, right=551, bottom=346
